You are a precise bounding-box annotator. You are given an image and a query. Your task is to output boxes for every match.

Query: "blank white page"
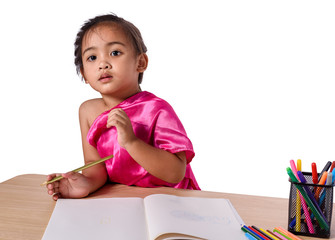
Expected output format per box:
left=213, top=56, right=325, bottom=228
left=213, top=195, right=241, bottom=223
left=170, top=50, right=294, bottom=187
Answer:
left=143, top=194, right=246, bottom=240
left=42, top=198, right=148, bottom=240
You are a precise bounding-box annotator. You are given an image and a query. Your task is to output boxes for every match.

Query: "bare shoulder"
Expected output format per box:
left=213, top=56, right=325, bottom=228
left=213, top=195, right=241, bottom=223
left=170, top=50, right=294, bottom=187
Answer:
left=79, top=98, right=107, bottom=127
left=79, top=98, right=103, bottom=112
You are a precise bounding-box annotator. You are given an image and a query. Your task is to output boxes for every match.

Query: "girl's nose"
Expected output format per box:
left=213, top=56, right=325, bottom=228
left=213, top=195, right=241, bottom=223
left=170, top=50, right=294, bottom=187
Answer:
left=99, top=62, right=111, bottom=70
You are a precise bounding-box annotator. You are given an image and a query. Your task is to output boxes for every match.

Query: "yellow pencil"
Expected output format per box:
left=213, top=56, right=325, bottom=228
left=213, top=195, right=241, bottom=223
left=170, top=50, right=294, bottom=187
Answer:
left=259, top=228, right=280, bottom=240
left=41, top=154, right=114, bottom=186
left=296, top=159, right=302, bottom=232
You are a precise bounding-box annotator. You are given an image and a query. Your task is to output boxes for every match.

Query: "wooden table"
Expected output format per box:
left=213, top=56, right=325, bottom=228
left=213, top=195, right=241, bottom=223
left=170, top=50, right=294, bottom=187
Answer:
left=0, top=174, right=333, bottom=239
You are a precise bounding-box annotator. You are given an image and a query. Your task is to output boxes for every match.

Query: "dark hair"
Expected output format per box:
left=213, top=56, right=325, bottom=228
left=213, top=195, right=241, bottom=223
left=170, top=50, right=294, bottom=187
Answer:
left=74, top=13, right=147, bottom=83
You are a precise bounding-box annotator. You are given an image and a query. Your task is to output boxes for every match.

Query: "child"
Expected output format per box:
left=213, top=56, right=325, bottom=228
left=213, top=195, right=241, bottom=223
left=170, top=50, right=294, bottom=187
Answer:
left=46, top=13, right=200, bottom=200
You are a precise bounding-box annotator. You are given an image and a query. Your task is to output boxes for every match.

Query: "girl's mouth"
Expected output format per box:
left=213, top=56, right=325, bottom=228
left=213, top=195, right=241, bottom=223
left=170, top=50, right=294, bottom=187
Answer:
left=99, top=74, right=113, bottom=82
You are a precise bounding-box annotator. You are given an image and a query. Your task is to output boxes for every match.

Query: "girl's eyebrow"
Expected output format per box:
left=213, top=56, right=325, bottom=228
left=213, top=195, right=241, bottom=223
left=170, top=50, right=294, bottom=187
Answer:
left=82, top=41, right=126, bottom=56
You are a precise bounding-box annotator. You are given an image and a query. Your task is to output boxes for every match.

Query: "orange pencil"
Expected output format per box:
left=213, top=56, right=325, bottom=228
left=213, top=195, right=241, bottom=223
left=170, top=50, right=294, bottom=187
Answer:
left=315, top=171, right=327, bottom=201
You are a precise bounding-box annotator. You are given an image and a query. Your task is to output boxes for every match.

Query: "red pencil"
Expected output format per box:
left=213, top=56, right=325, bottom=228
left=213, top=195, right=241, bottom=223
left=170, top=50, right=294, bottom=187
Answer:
left=330, top=161, right=335, bottom=172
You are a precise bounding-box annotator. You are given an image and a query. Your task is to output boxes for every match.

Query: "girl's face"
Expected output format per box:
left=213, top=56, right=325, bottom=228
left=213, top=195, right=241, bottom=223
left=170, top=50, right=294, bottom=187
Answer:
left=81, top=24, right=147, bottom=99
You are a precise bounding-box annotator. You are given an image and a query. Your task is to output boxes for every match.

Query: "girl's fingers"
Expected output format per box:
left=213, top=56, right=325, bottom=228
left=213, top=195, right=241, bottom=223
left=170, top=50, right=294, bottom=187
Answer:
left=107, top=109, right=129, bottom=128
left=108, top=109, right=127, bottom=121
left=46, top=173, right=62, bottom=182
left=107, top=119, right=123, bottom=128
left=47, top=174, right=56, bottom=181
left=52, top=193, right=60, bottom=201
left=109, top=108, right=125, bottom=115
left=46, top=174, right=62, bottom=196
left=107, top=115, right=127, bottom=128
left=63, top=171, right=81, bottom=181
left=52, top=181, right=60, bottom=188
left=47, top=185, right=57, bottom=196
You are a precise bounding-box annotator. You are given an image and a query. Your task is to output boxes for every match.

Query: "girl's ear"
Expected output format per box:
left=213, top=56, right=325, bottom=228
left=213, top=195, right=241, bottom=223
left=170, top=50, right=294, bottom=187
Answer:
left=137, top=53, right=148, bottom=73
left=80, top=68, right=88, bottom=83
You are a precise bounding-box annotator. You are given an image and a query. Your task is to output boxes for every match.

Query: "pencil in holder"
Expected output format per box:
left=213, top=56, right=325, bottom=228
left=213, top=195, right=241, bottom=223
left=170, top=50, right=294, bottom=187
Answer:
left=288, top=172, right=334, bottom=238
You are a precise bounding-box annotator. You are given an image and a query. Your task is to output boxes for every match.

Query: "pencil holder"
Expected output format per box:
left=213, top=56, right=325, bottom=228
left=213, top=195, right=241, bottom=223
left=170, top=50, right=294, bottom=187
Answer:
left=288, top=172, right=334, bottom=238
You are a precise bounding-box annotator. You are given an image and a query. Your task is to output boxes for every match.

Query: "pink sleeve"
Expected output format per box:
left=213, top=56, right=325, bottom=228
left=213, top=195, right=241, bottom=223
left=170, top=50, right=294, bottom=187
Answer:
left=152, top=104, right=195, bottom=164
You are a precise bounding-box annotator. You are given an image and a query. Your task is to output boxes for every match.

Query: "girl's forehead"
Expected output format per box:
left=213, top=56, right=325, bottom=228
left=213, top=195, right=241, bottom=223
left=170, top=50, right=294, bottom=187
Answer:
left=82, top=23, right=129, bottom=47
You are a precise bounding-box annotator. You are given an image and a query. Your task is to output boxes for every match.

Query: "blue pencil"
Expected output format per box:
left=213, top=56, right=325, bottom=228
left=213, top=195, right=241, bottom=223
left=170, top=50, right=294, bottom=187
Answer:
left=245, top=232, right=258, bottom=240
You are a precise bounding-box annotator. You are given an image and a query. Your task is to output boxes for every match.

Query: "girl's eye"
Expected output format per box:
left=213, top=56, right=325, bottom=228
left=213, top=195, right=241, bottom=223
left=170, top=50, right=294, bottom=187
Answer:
left=87, top=55, right=97, bottom=61
left=111, top=51, right=121, bottom=56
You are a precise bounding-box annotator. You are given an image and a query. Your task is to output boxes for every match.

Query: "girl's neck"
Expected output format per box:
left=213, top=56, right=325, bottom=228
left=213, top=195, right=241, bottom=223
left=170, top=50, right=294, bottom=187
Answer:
left=101, top=88, right=141, bottom=109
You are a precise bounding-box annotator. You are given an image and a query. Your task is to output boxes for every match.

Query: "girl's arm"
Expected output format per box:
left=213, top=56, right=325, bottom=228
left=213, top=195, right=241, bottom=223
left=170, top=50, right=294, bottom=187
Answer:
left=46, top=101, right=107, bottom=200
left=126, top=140, right=187, bottom=183
left=78, top=100, right=108, bottom=193
left=107, top=108, right=187, bottom=184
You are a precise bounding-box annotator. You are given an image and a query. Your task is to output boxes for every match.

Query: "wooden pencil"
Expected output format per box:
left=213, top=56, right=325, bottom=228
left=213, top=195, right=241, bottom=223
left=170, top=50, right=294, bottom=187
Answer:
left=41, top=154, right=114, bottom=186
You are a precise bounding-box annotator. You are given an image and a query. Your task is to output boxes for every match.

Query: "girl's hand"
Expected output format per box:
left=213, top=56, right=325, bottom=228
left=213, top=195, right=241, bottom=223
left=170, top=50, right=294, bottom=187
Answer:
left=106, top=108, right=137, bottom=148
left=46, top=172, right=91, bottom=201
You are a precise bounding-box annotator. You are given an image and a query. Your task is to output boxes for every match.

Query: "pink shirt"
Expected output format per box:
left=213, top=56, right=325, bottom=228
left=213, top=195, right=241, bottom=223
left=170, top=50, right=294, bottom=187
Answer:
left=87, top=91, right=200, bottom=190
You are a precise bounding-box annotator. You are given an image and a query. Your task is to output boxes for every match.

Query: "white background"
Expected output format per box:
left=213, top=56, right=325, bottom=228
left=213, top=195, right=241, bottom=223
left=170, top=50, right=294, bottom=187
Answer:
left=0, top=0, right=334, bottom=199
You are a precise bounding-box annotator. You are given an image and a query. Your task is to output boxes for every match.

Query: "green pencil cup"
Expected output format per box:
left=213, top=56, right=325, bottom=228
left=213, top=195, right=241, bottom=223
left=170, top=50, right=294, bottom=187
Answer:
left=288, top=172, right=334, bottom=238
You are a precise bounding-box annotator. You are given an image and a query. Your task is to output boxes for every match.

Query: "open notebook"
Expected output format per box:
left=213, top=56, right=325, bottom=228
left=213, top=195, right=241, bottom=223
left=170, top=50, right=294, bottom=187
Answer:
left=42, top=194, right=247, bottom=240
